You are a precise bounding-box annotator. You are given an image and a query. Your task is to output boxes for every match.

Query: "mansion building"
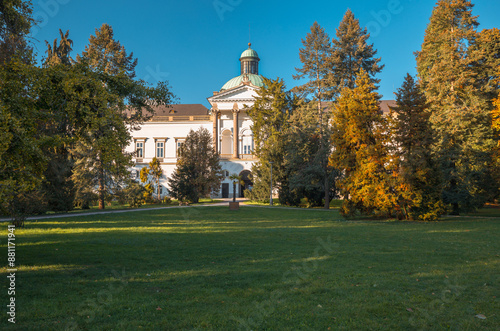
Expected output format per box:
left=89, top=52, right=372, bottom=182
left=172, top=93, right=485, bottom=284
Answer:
left=126, top=44, right=264, bottom=199
left=125, top=44, right=395, bottom=199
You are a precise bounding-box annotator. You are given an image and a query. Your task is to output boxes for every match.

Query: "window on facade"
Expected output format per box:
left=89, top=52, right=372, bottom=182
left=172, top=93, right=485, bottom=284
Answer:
left=136, top=141, right=144, bottom=158
left=156, top=141, right=164, bottom=158
left=176, top=139, right=185, bottom=156
left=242, top=130, right=253, bottom=154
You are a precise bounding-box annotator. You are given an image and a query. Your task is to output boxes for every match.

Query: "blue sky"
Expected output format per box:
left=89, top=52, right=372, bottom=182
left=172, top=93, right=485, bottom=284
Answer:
left=30, top=0, right=500, bottom=108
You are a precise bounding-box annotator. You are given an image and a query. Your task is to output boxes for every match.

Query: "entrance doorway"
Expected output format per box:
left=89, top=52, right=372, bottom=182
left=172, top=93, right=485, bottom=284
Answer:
left=239, top=170, right=253, bottom=198
left=221, top=183, right=229, bottom=198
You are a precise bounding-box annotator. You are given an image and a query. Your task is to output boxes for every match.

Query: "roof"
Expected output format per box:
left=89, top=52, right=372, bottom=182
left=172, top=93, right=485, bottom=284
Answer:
left=240, top=43, right=259, bottom=59
left=124, top=103, right=209, bottom=118
left=320, top=100, right=396, bottom=115
left=221, top=73, right=264, bottom=91
left=379, top=100, right=396, bottom=115
left=158, top=104, right=209, bottom=116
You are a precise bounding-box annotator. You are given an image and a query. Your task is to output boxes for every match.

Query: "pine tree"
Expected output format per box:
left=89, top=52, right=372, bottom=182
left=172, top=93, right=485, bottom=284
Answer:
left=329, top=9, right=384, bottom=97
left=77, top=23, right=137, bottom=78
left=468, top=27, right=500, bottom=103
left=293, top=21, right=332, bottom=111
left=44, top=29, right=73, bottom=66
left=167, top=128, right=223, bottom=203
left=330, top=70, right=393, bottom=217
left=285, top=100, right=338, bottom=207
left=0, top=0, right=44, bottom=221
left=35, top=30, right=77, bottom=212
left=416, top=0, right=496, bottom=214
left=0, top=0, right=33, bottom=64
left=247, top=77, right=297, bottom=203
left=292, top=22, right=334, bottom=208
left=74, top=23, right=174, bottom=209
left=389, top=74, right=445, bottom=220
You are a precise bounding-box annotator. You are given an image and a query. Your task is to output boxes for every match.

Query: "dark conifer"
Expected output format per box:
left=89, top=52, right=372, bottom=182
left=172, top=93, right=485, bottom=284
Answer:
left=416, top=0, right=496, bottom=214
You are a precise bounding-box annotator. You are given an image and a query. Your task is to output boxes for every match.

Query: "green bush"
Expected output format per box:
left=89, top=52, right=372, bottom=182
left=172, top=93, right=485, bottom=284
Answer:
left=115, top=181, right=146, bottom=208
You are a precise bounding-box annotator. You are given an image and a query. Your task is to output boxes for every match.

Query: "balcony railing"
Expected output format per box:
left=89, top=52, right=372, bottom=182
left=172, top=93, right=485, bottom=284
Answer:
left=150, top=115, right=211, bottom=122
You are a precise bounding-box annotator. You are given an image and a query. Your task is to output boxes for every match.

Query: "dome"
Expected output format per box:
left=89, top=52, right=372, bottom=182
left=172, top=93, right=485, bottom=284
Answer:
left=240, top=43, right=259, bottom=59
left=219, top=44, right=263, bottom=91
left=220, top=73, right=264, bottom=91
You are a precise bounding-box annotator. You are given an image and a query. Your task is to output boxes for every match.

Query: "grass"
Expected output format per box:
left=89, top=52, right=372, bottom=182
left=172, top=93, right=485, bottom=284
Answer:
left=1, top=206, right=499, bottom=330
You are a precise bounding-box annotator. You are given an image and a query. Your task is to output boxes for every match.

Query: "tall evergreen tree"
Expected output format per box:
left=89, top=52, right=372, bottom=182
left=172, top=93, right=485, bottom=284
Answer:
left=329, top=9, right=384, bottom=97
left=285, top=100, right=338, bottom=207
left=389, top=74, right=445, bottom=220
left=168, top=128, right=223, bottom=203
left=247, top=77, right=297, bottom=203
left=74, top=23, right=174, bottom=209
left=469, top=27, right=500, bottom=104
left=293, top=21, right=332, bottom=113
left=293, top=22, right=334, bottom=208
left=0, top=0, right=33, bottom=64
left=77, top=23, right=137, bottom=78
left=0, top=0, right=45, bottom=220
left=330, top=70, right=393, bottom=217
left=34, top=30, right=77, bottom=212
left=44, top=29, right=73, bottom=66
left=416, top=0, right=496, bottom=214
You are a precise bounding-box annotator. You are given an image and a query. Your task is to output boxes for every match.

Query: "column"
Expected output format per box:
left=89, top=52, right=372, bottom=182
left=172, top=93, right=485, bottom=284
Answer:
left=212, top=109, right=218, bottom=153
left=232, top=110, right=239, bottom=159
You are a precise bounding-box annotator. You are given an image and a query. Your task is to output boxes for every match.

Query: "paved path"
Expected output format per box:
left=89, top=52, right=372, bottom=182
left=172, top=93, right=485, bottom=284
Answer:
left=0, top=202, right=228, bottom=222
left=0, top=199, right=337, bottom=222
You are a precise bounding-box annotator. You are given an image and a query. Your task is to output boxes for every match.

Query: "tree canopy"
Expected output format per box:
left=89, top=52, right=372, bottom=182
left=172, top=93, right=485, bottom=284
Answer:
left=168, top=128, right=223, bottom=203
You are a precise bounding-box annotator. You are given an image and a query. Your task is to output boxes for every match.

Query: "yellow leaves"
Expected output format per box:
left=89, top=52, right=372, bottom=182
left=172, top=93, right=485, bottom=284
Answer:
left=493, top=90, right=500, bottom=150
left=493, top=96, right=500, bottom=132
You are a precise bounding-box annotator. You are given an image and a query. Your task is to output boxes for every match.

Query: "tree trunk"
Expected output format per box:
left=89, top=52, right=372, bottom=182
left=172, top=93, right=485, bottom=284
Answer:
left=157, top=179, right=161, bottom=201
left=324, top=167, right=330, bottom=210
left=98, top=166, right=105, bottom=210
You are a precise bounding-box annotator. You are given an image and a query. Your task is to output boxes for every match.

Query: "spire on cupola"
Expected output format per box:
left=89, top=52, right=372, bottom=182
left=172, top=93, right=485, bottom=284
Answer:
left=240, top=43, right=260, bottom=75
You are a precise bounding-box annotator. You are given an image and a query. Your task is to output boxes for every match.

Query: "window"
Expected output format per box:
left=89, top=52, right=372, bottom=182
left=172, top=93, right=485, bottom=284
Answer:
left=242, top=130, right=253, bottom=155
left=176, top=139, right=185, bottom=156
left=135, top=141, right=144, bottom=159
left=154, top=138, right=167, bottom=159
left=243, top=145, right=252, bottom=154
left=156, top=141, right=164, bottom=158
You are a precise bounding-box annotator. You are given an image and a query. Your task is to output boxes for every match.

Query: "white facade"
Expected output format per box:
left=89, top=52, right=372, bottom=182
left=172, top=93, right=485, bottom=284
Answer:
left=126, top=44, right=264, bottom=198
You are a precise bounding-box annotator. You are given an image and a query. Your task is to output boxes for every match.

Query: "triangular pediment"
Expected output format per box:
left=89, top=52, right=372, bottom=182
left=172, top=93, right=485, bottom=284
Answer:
left=207, top=85, right=259, bottom=104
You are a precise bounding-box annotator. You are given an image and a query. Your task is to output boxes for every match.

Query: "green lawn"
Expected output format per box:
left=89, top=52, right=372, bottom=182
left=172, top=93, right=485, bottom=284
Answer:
left=1, top=206, right=499, bottom=330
